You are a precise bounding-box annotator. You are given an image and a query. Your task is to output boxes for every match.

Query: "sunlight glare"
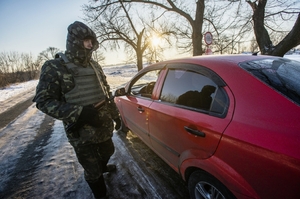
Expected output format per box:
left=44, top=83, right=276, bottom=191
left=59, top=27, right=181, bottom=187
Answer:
left=151, top=35, right=161, bottom=47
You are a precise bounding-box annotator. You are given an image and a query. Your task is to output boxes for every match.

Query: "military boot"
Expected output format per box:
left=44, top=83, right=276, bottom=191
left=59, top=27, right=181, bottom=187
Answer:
left=87, top=176, right=107, bottom=199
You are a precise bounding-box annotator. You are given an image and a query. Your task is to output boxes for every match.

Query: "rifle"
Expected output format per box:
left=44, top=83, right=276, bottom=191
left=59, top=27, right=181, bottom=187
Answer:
left=93, top=98, right=106, bottom=110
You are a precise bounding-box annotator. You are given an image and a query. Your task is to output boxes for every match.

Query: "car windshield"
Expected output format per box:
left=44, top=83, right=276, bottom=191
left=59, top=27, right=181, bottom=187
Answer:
left=240, top=57, right=300, bottom=105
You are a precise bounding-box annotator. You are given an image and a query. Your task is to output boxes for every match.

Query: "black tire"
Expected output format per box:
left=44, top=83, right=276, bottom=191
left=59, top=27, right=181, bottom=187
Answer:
left=188, top=170, right=236, bottom=199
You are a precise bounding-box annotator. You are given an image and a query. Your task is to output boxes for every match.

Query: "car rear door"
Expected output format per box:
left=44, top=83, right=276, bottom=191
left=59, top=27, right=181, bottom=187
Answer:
left=148, top=63, right=234, bottom=171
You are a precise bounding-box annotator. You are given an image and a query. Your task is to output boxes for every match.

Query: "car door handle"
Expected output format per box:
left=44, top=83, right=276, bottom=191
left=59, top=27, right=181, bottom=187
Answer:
left=137, top=106, right=145, bottom=112
left=184, top=126, right=206, bottom=137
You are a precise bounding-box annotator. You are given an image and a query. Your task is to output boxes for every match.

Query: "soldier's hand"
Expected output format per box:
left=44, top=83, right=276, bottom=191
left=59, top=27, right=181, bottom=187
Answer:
left=78, top=105, right=102, bottom=127
left=114, top=117, right=121, bottom=131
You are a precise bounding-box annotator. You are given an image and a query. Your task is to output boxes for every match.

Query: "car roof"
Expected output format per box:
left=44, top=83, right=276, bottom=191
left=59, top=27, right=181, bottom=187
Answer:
left=155, top=54, right=276, bottom=66
left=142, top=54, right=286, bottom=76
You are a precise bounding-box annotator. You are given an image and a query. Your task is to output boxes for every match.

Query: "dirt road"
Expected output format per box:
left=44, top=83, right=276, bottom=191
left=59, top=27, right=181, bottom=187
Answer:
left=0, top=86, right=35, bottom=129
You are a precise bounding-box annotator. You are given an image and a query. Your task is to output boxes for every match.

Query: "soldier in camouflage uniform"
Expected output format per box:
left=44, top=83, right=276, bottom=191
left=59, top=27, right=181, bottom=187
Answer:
left=33, top=21, right=121, bottom=199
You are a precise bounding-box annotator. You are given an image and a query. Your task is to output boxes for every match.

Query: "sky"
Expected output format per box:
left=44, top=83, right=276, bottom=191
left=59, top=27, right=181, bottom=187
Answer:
left=0, top=1, right=99, bottom=59
left=0, top=0, right=188, bottom=65
left=0, top=1, right=298, bottom=66
left=0, top=0, right=127, bottom=65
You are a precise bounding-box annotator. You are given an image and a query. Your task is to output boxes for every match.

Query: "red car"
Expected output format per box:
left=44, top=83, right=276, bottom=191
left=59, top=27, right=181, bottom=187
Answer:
left=114, top=55, right=300, bottom=199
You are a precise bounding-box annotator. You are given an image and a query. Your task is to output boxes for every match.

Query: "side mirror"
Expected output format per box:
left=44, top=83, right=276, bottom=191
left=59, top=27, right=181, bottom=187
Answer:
left=114, top=87, right=127, bottom=96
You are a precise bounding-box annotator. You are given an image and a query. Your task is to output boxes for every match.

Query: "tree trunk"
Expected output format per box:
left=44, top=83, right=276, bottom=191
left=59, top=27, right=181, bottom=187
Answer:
left=249, top=0, right=273, bottom=55
left=249, top=0, right=300, bottom=56
left=271, top=13, right=300, bottom=56
left=136, top=31, right=144, bottom=71
left=136, top=51, right=143, bottom=71
left=193, top=0, right=205, bottom=56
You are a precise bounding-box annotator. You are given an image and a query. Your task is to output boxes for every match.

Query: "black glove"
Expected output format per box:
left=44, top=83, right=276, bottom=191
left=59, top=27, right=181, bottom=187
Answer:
left=77, top=105, right=102, bottom=128
left=114, top=117, right=121, bottom=131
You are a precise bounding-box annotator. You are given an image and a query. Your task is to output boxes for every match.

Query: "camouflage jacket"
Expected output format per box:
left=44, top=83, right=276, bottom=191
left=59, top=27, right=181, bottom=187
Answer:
left=34, top=57, right=119, bottom=146
left=33, top=21, right=119, bottom=146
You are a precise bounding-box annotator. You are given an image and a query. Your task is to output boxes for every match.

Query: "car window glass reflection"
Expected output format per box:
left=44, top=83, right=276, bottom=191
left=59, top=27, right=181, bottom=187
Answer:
left=160, top=69, right=226, bottom=113
left=130, top=69, right=161, bottom=98
left=240, top=58, right=300, bottom=105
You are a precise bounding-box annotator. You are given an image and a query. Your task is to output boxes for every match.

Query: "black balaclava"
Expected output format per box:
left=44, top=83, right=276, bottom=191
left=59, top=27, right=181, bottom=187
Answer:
left=65, top=21, right=99, bottom=66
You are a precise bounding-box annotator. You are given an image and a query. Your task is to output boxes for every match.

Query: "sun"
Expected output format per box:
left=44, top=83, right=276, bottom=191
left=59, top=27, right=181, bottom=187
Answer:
left=151, top=35, right=161, bottom=47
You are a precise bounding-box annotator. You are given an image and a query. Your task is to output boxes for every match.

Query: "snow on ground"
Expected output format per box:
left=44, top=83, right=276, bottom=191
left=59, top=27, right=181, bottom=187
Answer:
left=103, top=64, right=138, bottom=90
left=0, top=80, right=38, bottom=114
left=0, top=80, right=38, bottom=102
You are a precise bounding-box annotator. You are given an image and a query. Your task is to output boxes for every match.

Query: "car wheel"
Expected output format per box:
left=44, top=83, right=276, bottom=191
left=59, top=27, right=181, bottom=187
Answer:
left=188, top=171, right=236, bottom=199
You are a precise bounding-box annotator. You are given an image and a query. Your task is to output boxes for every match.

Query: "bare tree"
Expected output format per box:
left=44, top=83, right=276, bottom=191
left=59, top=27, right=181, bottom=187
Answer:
left=22, top=53, right=42, bottom=79
left=0, top=51, right=41, bottom=87
left=245, top=0, right=300, bottom=56
left=0, top=52, right=10, bottom=74
left=84, top=1, right=149, bottom=71
left=92, top=50, right=106, bottom=65
left=84, top=0, right=174, bottom=71
left=98, top=0, right=300, bottom=57
left=0, top=51, right=22, bottom=73
left=97, top=0, right=254, bottom=56
left=199, top=1, right=252, bottom=54
left=88, top=0, right=299, bottom=60
left=250, top=37, right=259, bottom=52
left=38, top=47, right=62, bottom=62
left=140, top=16, right=176, bottom=63
left=119, top=0, right=205, bottom=56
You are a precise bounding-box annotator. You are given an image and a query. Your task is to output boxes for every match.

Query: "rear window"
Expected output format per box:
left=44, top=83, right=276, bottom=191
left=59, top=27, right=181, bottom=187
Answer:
left=159, top=68, right=228, bottom=117
left=240, top=57, right=300, bottom=105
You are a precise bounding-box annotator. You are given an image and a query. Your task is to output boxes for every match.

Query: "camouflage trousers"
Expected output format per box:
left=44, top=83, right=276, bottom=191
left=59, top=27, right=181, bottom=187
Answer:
left=73, top=138, right=115, bottom=182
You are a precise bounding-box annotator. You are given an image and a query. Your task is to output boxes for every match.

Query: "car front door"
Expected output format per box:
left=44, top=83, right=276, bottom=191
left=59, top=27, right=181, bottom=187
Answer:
left=148, top=63, right=234, bottom=171
left=117, top=68, right=162, bottom=145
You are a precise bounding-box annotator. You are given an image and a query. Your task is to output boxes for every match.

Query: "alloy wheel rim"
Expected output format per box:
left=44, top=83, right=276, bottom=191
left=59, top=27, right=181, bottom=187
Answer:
left=194, top=181, right=225, bottom=199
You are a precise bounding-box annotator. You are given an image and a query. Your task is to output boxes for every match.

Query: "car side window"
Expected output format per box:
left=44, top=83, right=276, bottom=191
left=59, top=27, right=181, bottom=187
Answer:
left=160, top=69, right=228, bottom=116
left=130, top=69, right=161, bottom=98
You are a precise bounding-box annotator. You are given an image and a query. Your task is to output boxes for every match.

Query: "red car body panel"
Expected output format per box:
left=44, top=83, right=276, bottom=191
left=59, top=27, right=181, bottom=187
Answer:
left=114, top=55, right=300, bottom=199
left=148, top=90, right=234, bottom=170
left=116, top=95, right=153, bottom=144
